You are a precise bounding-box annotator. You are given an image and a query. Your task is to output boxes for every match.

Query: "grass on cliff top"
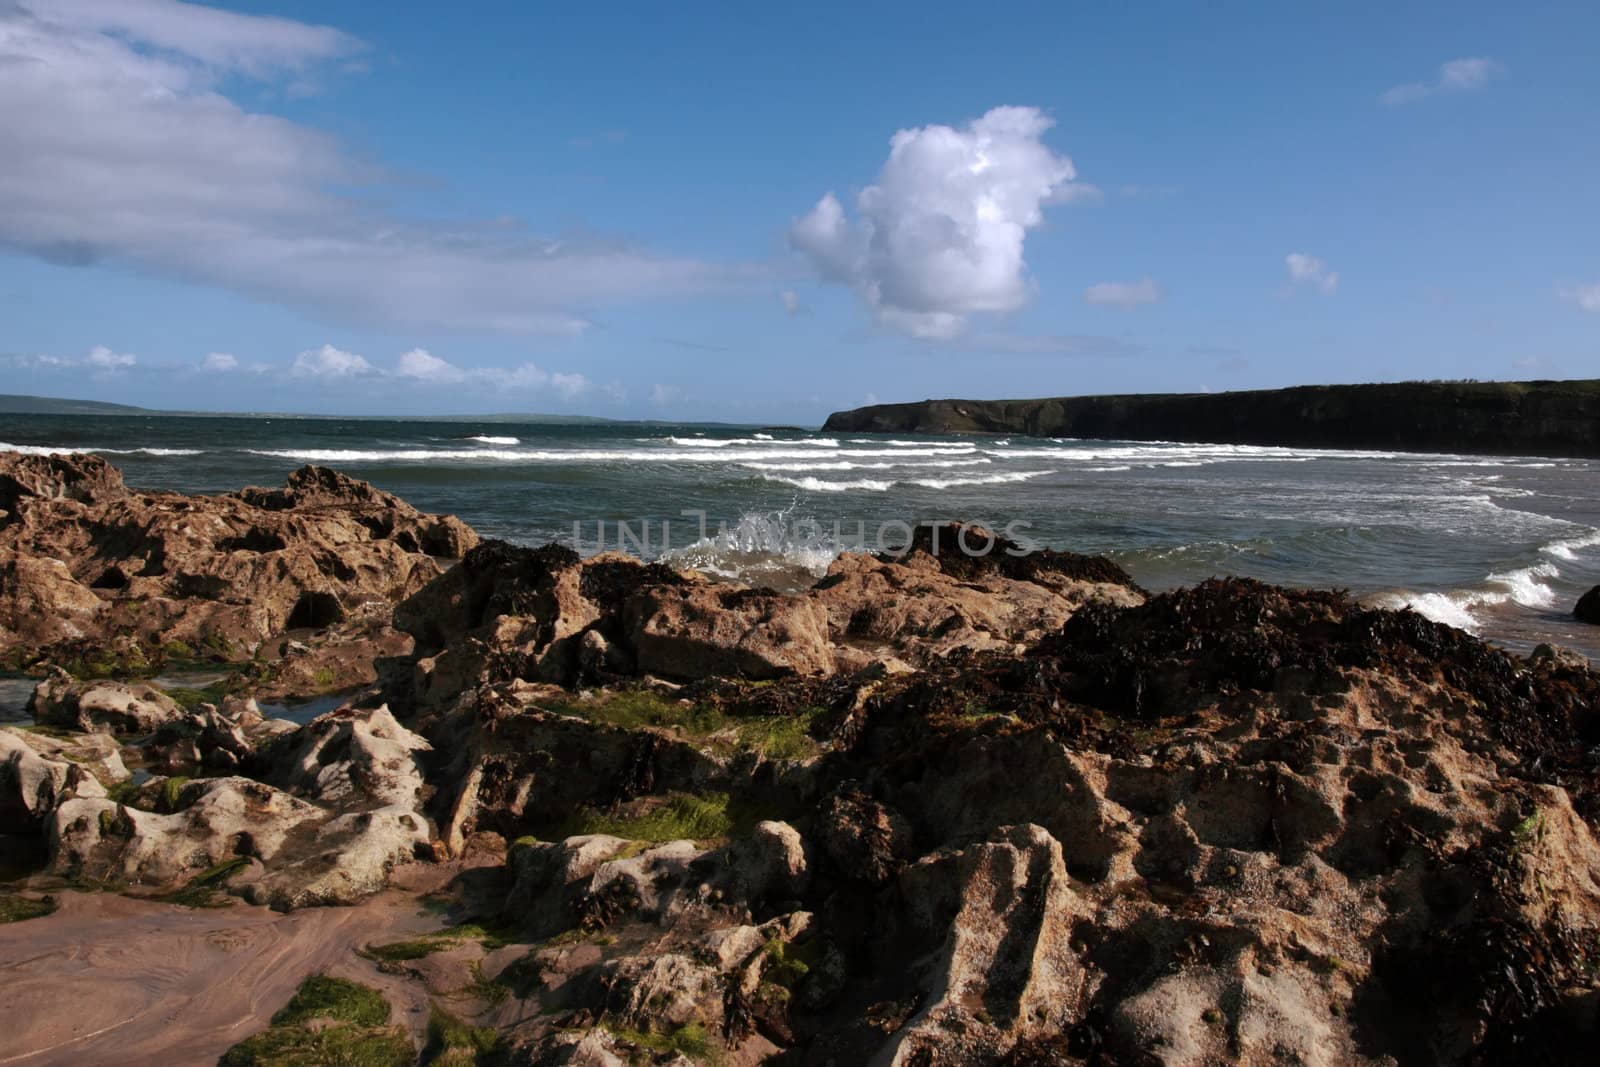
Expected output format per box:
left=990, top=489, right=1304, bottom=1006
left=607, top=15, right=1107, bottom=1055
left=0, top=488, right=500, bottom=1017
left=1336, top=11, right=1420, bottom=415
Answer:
left=219, top=975, right=411, bottom=1067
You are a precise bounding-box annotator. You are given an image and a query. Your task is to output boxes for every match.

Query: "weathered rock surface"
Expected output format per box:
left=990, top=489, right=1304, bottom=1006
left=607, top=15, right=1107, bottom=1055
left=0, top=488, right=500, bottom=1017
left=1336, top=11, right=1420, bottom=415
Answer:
left=396, top=526, right=1141, bottom=710
left=0, top=452, right=476, bottom=666
left=0, top=728, right=109, bottom=833
left=28, top=672, right=184, bottom=733
left=1577, top=584, right=1600, bottom=625
left=45, top=704, right=433, bottom=908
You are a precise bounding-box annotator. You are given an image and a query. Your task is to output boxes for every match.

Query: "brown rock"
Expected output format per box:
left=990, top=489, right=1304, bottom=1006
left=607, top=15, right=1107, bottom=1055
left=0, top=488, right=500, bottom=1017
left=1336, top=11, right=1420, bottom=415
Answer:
left=0, top=453, right=478, bottom=665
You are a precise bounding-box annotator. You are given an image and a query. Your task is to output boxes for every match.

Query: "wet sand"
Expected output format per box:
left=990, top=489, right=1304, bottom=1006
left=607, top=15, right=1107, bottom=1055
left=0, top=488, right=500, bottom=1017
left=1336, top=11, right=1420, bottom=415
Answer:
left=0, top=889, right=439, bottom=1066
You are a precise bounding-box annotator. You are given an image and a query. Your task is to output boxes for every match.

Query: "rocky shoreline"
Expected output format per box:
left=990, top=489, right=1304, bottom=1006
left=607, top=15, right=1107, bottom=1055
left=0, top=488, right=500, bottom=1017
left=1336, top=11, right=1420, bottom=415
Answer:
left=2, top=451, right=1598, bottom=1065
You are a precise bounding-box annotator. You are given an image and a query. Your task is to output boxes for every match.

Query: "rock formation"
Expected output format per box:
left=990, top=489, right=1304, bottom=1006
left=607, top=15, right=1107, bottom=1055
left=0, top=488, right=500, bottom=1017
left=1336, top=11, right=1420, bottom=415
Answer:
left=2, top=454, right=1597, bottom=1066
left=1578, top=584, right=1600, bottom=625
left=0, top=453, right=476, bottom=669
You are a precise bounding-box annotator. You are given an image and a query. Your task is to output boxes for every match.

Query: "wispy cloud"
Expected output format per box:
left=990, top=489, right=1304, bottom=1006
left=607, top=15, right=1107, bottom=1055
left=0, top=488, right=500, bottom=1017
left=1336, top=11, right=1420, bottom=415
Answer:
left=1382, top=57, right=1502, bottom=106
left=791, top=106, right=1080, bottom=340
left=1285, top=252, right=1339, bottom=295
left=962, top=333, right=1140, bottom=357
left=200, top=352, right=238, bottom=372
left=0, top=2, right=734, bottom=335
left=649, top=383, right=684, bottom=407
left=1083, top=277, right=1162, bottom=310
left=3, top=343, right=139, bottom=378
left=1561, top=282, right=1600, bottom=313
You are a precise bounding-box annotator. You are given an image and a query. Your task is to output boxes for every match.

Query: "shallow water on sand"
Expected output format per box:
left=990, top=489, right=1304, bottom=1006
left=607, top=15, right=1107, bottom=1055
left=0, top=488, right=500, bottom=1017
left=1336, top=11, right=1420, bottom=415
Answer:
left=3, top=412, right=1598, bottom=658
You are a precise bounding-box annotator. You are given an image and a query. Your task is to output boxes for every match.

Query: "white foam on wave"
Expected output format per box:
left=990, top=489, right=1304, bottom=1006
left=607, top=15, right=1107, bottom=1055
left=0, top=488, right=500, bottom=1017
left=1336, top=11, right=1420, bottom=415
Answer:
left=738, top=458, right=991, bottom=472
left=0, top=442, right=203, bottom=456
left=664, top=436, right=840, bottom=448
left=465, top=435, right=519, bottom=445
left=247, top=445, right=977, bottom=464
left=761, top=475, right=895, bottom=493
left=1372, top=590, right=1504, bottom=633
left=762, top=468, right=1054, bottom=493
left=1485, top=561, right=1561, bottom=608
left=907, top=469, right=1055, bottom=489
left=661, top=508, right=842, bottom=585
left=1541, top=529, right=1600, bottom=560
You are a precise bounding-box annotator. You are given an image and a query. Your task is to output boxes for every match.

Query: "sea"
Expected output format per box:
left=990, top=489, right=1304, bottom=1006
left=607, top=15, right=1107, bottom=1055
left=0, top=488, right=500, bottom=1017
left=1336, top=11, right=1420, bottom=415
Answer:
left=4, top=413, right=1598, bottom=660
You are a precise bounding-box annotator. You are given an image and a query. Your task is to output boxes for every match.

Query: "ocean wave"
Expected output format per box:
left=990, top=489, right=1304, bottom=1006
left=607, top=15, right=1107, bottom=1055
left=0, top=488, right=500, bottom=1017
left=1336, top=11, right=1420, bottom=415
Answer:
left=0, top=442, right=204, bottom=456
left=1371, top=589, right=1506, bottom=633
left=907, top=469, right=1055, bottom=489
left=761, top=475, right=895, bottom=493
left=660, top=508, right=841, bottom=586
left=465, top=435, right=519, bottom=445
left=1372, top=559, right=1564, bottom=632
left=1542, top=529, right=1600, bottom=560
left=1485, top=561, right=1561, bottom=608
left=737, top=458, right=991, bottom=472
left=663, top=436, right=840, bottom=448
left=246, top=445, right=980, bottom=464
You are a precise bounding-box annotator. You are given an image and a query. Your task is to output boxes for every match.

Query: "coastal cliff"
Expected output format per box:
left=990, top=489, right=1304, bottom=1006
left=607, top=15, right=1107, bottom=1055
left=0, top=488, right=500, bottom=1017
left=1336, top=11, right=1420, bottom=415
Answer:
left=823, top=379, right=1600, bottom=456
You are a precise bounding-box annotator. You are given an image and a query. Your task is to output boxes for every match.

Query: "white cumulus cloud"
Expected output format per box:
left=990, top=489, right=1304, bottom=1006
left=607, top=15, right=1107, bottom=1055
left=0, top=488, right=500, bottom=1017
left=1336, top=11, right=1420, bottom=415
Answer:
left=200, top=352, right=238, bottom=372
left=290, top=344, right=374, bottom=379
left=395, top=348, right=465, bottom=384
left=85, top=345, right=136, bottom=369
left=1083, top=277, right=1162, bottom=310
left=1382, top=57, right=1502, bottom=105
left=790, top=106, right=1078, bottom=339
left=1286, top=253, right=1339, bottom=294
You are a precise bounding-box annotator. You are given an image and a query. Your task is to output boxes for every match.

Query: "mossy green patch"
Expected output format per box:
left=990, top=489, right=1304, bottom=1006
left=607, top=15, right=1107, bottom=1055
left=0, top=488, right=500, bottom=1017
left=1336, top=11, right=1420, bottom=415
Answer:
left=0, top=892, right=57, bottom=924
left=160, top=775, right=191, bottom=813
left=735, top=706, right=823, bottom=760
left=364, top=921, right=519, bottom=963
left=219, top=975, right=410, bottom=1067
left=604, top=1021, right=718, bottom=1062
left=272, top=975, right=392, bottom=1028
left=546, top=689, right=726, bottom=735
left=161, top=855, right=250, bottom=908
left=218, top=1022, right=414, bottom=1067
left=762, top=936, right=823, bottom=988
left=425, top=1004, right=504, bottom=1063
left=556, top=792, right=734, bottom=844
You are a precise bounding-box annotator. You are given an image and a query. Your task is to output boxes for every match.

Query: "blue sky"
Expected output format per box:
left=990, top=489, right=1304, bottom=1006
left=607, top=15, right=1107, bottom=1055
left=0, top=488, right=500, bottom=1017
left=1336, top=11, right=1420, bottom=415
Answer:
left=1, top=0, right=1596, bottom=421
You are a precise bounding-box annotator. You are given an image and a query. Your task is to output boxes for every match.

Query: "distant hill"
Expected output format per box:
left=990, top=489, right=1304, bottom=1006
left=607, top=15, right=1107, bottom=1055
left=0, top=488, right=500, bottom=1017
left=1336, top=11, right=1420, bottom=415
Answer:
left=823, top=380, right=1600, bottom=458
left=0, top=394, right=154, bottom=416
